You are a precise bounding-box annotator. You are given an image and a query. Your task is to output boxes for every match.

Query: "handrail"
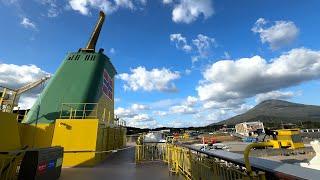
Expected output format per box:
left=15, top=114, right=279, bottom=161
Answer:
left=243, top=142, right=274, bottom=175
left=177, top=143, right=320, bottom=179
left=59, top=103, right=99, bottom=119
left=58, top=102, right=126, bottom=128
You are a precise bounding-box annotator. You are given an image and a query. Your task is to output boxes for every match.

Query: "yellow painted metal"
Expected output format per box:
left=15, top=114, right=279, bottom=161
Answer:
left=0, top=152, right=24, bottom=180
left=136, top=143, right=266, bottom=180
left=244, top=142, right=274, bottom=176
left=51, top=119, right=99, bottom=166
left=19, top=123, right=55, bottom=148
left=18, top=118, right=127, bottom=167
left=0, top=112, right=24, bottom=179
left=182, top=133, right=190, bottom=140
left=0, top=112, right=21, bottom=151
left=273, top=129, right=305, bottom=149
left=52, top=119, right=126, bottom=167
left=1, top=97, right=126, bottom=169
left=53, top=119, right=99, bottom=151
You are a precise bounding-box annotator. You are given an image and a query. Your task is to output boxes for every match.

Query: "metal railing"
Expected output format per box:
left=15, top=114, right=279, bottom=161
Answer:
left=135, top=143, right=266, bottom=180
left=59, top=103, right=99, bottom=119
left=135, top=143, right=167, bottom=162
left=59, top=103, right=126, bottom=128
left=136, top=143, right=320, bottom=180
left=0, top=87, right=15, bottom=113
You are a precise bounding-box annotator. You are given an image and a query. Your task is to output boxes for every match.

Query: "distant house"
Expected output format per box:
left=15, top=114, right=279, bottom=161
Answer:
left=235, top=121, right=265, bottom=137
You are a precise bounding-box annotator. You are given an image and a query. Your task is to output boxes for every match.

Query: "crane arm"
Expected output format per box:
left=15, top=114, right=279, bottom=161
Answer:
left=15, top=76, right=50, bottom=95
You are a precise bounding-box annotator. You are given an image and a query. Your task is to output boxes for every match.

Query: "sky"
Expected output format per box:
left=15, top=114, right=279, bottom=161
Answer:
left=1, top=0, right=320, bottom=128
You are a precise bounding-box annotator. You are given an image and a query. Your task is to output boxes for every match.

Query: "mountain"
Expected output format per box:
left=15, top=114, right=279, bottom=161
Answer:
left=213, top=100, right=320, bottom=126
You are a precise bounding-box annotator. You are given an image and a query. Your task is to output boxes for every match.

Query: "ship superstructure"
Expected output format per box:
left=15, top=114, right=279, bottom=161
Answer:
left=0, top=11, right=126, bottom=168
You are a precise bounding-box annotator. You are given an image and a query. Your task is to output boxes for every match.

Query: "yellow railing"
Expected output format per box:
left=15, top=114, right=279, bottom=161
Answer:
left=135, top=144, right=167, bottom=162
left=59, top=103, right=99, bottom=119
left=59, top=103, right=126, bottom=128
left=135, top=143, right=266, bottom=180
left=0, top=152, right=24, bottom=180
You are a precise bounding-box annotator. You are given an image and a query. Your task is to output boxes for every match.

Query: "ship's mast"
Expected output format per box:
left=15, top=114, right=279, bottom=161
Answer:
left=81, top=11, right=105, bottom=52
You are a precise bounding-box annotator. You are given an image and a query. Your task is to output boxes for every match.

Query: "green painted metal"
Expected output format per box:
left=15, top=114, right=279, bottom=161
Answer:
left=23, top=51, right=116, bottom=124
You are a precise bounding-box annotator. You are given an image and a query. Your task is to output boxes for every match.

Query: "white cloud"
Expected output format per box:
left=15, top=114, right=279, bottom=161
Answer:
left=127, top=118, right=158, bottom=129
left=192, top=34, right=216, bottom=62
left=170, top=33, right=216, bottom=62
left=170, top=105, right=197, bottom=114
left=150, top=98, right=181, bottom=109
left=206, top=110, right=227, bottom=122
left=252, top=18, right=299, bottom=50
left=115, top=103, right=149, bottom=118
left=0, top=63, right=49, bottom=89
left=114, top=107, right=137, bottom=118
left=186, top=96, right=197, bottom=106
left=153, top=110, right=168, bottom=116
left=194, top=104, right=254, bottom=125
left=68, top=0, right=146, bottom=15
left=132, top=113, right=153, bottom=122
left=197, top=48, right=320, bottom=104
left=131, top=103, right=149, bottom=111
left=20, top=17, right=37, bottom=30
left=203, top=99, right=244, bottom=110
left=185, top=69, right=191, bottom=75
left=116, top=105, right=159, bottom=128
left=117, top=66, right=180, bottom=92
left=125, top=113, right=159, bottom=128
left=0, top=63, right=50, bottom=109
left=232, top=104, right=253, bottom=114
left=171, top=0, right=214, bottom=24
left=169, top=96, right=198, bottom=115
left=162, top=0, right=172, bottom=4
left=170, top=33, right=192, bottom=52
left=222, top=51, right=231, bottom=59
left=1, top=0, right=19, bottom=5
left=165, top=119, right=190, bottom=128
left=255, top=90, right=295, bottom=103
left=109, top=48, right=116, bottom=54
left=18, top=94, right=39, bottom=110
left=114, top=97, right=120, bottom=102
left=37, top=0, right=60, bottom=17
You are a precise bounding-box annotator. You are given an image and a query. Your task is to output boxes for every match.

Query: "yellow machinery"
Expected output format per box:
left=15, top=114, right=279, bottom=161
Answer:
left=182, top=132, right=190, bottom=140
left=266, top=129, right=304, bottom=149
left=0, top=76, right=50, bottom=113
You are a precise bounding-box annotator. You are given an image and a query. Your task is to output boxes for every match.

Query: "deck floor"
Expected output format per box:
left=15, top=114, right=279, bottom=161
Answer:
left=60, top=147, right=183, bottom=180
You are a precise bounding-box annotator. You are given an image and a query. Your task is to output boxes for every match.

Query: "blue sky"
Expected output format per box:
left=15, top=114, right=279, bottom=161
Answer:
left=1, top=0, right=320, bottom=128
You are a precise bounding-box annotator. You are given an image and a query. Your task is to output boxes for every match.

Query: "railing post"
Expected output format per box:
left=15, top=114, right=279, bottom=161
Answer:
left=102, top=108, right=106, bottom=123
left=74, top=109, right=77, bottom=119
left=69, top=108, right=73, bottom=119
left=108, top=111, right=111, bottom=126
left=83, top=103, right=87, bottom=119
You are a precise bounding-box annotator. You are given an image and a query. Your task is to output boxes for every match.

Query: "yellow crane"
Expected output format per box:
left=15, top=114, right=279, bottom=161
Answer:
left=0, top=76, right=50, bottom=112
